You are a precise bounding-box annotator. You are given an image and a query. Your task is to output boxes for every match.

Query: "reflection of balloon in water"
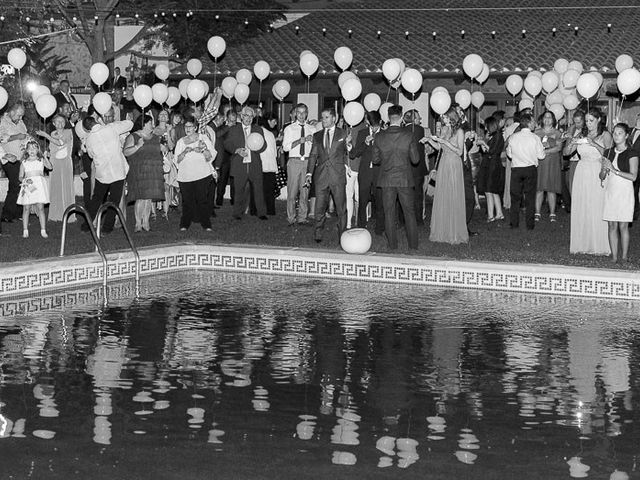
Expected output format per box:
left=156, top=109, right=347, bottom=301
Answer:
left=363, top=93, right=381, bottom=112
left=247, top=132, right=265, bottom=151
left=334, top=46, right=353, bottom=71
left=90, top=62, right=109, bottom=86
left=342, top=101, right=365, bottom=127
left=7, top=48, right=27, bottom=69
left=454, top=89, right=471, bottom=110
left=35, top=94, right=57, bottom=119
left=207, top=36, right=226, bottom=58
left=505, top=75, right=524, bottom=96
left=187, top=58, right=202, bottom=77
left=92, top=92, right=112, bottom=115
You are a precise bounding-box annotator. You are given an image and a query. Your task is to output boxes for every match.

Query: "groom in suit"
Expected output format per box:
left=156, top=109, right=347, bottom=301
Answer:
left=224, top=105, right=268, bottom=220
left=305, top=107, right=349, bottom=242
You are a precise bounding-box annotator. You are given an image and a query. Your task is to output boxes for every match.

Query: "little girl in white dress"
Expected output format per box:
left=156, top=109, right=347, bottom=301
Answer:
left=17, top=140, right=53, bottom=238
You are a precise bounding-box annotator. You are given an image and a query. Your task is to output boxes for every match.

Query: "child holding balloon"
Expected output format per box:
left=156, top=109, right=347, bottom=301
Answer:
left=17, top=140, right=52, bottom=238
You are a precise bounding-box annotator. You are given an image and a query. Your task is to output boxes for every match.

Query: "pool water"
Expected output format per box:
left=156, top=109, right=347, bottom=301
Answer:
left=0, top=271, right=639, bottom=479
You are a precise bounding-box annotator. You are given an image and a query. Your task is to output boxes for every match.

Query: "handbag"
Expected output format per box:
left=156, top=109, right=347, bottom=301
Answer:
left=426, top=148, right=443, bottom=197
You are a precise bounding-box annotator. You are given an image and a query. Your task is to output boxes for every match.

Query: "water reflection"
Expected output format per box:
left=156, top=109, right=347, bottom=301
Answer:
left=0, top=272, right=638, bottom=479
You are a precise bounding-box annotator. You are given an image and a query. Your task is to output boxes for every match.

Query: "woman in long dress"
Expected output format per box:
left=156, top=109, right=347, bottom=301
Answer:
left=568, top=107, right=612, bottom=255
left=534, top=110, right=564, bottom=222
left=599, top=123, right=638, bottom=262
left=427, top=107, right=468, bottom=244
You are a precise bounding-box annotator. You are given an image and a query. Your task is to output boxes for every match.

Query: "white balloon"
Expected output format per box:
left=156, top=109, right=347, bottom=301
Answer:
left=89, top=62, right=109, bottom=86
left=35, top=94, right=57, bottom=119
left=272, top=80, right=290, bottom=100
left=334, top=46, right=353, bottom=71
left=576, top=73, right=599, bottom=99
left=363, top=93, right=381, bottom=112
left=524, top=76, right=542, bottom=97
left=178, top=79, right=191, bottom=99
left=92, top=92, right=112, bottom=115
left=471, top=91, right=485, bottom=109
left=454, top=89, right=471, bottom=109
left=563, top=94, right=580, bottom=110
left=527, top=70, right=543, bottom=79
left=562, top=69, right=580, bottom=89
left=338, top=71, right=358, bottom=89
left=133, top=85, right=153, bottom=108
left=401, top=68, right=423, bottom=94
left=0, top=86, right=8, bottom=110
left=379, top=102, right=393, bottom=123
left=221, top=76, right=238, bottom=99
left=236, top=68, right=253, bottom=86
left=7, top=48, right=27, bottom=69
left=341, top=78, right=362, bottom=101
left=615, top=54, right=634, bottom=74
left=432, top=86, right=448, bottom=96
left=430, top=91, right=451, bottom=115
left=548, top=103, right=565, bottom=122
left=342, top=101, right=365, bottom=126
left=234, top=83, right=250, bottom=104
left=207, top=36, right=226, bottom=58
left=568, top=60, right=584, bottom=74
left=187, top=80, right=206, bottom=103
left=617, top=68, right=640, bottom=96
left=32, top=85, right=50, bottom=103
left=152, top=83, right=169, bottom=104
left=462, top=53, right=483, bottom=79
left=155, top=64, right=170, bottom=81
left=518, top=98, right=534, bottom=111
left=546, top=89, right=564, bottom=106
left=505, top=75, right=524, bottom=96
left=300, top=53, right=319, bottom=77
left=253, top=61, right=270, bottom=81
left=187, top=59, right=202, bottom=77
left=382, top=59, right=401, bottom=82
left=247, top=132, right=265, bottom=151
left=554, top=58, right=569, bottom=74
left=541, top=71, right=560, bottom=94
left=476, top=64, right=490, bottom=84
left=166, top=86, right=181, bottom=107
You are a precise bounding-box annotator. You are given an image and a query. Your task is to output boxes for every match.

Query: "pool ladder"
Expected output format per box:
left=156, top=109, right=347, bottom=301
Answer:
left=60, top=202, right=140, bottom=295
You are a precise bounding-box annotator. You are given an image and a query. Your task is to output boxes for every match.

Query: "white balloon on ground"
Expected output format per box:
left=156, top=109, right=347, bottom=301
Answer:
left=152, top=83, right=169, bottom=104
left=615, top=54, right=633, bottom=73
left=92, top=92, right=112, bottom=115
left=401, top=68, right=423, bottom=94
left=340, top=228, right=371, bottom=254
left=35, top=94, right=57, bottom=118
left=236, top=68, right=252, bottom=86
left=89, top=62, right=109, bottom=86
left=166, top=86, right=181, bottom=107
left=253, top=61, right=270, bottom=81
left=207, top=36, right=226, bottom=58
left=7, top=48, right=27, bottom=69
left=471, top=91, right=485, bottom=109
left=363, top=93, right=381, bottom=112
left=234, top=83, right=250, bottom=104
left=342, top=101, right=365, bottom=126
left=187, top=58, right=202, bottom=77
left=454, top=89, right=471, bottom=109
left=221, top=76, right=237, bottom=99
left=334, top=46, right=353, bottom=71
left=133, top=85, right=153, bottom=108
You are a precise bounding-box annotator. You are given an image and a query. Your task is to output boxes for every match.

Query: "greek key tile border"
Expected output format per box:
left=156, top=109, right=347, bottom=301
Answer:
left=1, top=246, right=639, bottom=306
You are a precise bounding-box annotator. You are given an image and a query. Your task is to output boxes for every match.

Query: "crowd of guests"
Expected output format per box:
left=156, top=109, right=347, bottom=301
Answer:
left=0, top=78, right=639, bottom=263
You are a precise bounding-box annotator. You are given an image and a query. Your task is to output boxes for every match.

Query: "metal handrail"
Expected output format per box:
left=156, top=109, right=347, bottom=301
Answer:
left=95, top=202, right=140, bottom=288
left=60, top=204, right=108, bottom=289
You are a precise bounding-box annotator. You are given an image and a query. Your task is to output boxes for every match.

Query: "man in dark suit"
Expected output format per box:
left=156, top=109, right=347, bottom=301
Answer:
left=403, top=109, right=428, bottom=225
left=54, top=80, right=78, bottom=112
left=372, top=104, right=420, bottom=250
left=350, top=110, right=384, bottom=233
left=223, top=105, right=268, bottom=220
left=111, top=67, right=127, bottom=91
left=305, top=107, right=349, bottom=243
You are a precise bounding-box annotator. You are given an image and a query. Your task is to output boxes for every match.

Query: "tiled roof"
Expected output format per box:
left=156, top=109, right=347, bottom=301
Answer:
left=173, top=0, right=640, bottom=78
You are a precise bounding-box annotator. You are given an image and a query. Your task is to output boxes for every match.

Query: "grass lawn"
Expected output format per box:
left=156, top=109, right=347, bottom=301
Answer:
left=0, top=197, right=638, bottom=271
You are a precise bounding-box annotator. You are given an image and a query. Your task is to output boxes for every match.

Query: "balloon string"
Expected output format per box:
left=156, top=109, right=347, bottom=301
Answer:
left=18, top=69, right=23, bottom=103
left=385, top=85, right=391, bottom=103
left=214, top=58, right=217, bottom=88
left=258, top=81, right=262, bottom=105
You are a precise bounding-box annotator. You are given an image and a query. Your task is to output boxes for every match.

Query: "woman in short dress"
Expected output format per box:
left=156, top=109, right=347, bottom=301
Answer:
left=476, top=116, right=505, bottom=222
left=569, top=107, right=612, bottom=255
left=534, top=110, right=564, bottom=222
left=599, top=123, right=638, bottom=262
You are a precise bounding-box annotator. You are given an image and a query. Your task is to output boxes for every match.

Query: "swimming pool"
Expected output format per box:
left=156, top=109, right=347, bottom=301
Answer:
left=0, top=271, right=638, bottom=479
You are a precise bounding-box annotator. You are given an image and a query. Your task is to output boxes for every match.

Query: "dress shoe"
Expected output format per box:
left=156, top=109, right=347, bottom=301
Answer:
left=467, top=229, right=479, bottom=237
left=315, top=238, right=322, bottom=243
left=259, top=215, right=268, bottom=220
left=233, top=215, right=242, bottom=220
left=1, top=217, right=14, bottom=223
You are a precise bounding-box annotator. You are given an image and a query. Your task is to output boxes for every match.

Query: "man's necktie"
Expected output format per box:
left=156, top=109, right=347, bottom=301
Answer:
left=324, top=129, right=330, bottom=151
left=300, top=125, right=305, bottom=156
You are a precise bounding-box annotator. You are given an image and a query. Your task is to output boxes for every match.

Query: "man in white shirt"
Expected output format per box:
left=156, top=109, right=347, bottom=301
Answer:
left=0, top=103, right=29, bottom=222
left=83, top=116, right=133, bottom=233
left=506, top=113, right=546, bottom=230
left=282, top=103, right=313, bottom=225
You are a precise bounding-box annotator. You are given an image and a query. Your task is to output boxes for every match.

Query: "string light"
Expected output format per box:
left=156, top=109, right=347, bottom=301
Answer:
left=244, top=18, right=249, bottom=27
left=460, top=29, right=465, bottom=39
left=491, top=30, right=496, bottom=39
left=607, top=23, right=612, bottom=33
left=552, top=27, right=556, bottom=36
left=521, top=29, right=526, bottom=38
left=377, top=30, right=381, bottom=39
left=574, top=26, right=579, bottom=35
left=94, top=15, right=98, bottom=25
left=322, top=27, right=326, bottom=36
left=295, top=25, right=300, bottom=35
left=348, top=28, right=353, bottom=38
left=432, top=31, right=437, bottom=41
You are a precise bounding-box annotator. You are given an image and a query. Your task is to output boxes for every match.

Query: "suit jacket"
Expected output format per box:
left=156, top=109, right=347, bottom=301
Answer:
left=111, top=76, right=127, bottom=90
left=213, top=123, right=231, bottom=169
left=350, top=128, right=379, bottom=185
left=307, top=126, right=349, bottom=188
left=223, top=123, right=266, bottom=179
left=404, top=124, right=428, bottom=177
left=372, top=125, right=419, bottom=188
left=54, top=91, right=78, bottom=111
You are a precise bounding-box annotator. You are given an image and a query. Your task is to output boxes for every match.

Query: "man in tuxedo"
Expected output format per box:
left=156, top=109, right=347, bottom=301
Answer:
left=54, top=80, right=78, bottom=112
left=305, top=107, right=349, bottom=243
left=630, top=114, right=640, bottom=220
left=403, top=109, right=428, bottom=225
left=111, top=67, right=127, bottom=91
left=223, top=105, right=268, bottom=220
left=349, top=110, right=384, bottom=233
left=372, top=105, right=420, bottom=250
